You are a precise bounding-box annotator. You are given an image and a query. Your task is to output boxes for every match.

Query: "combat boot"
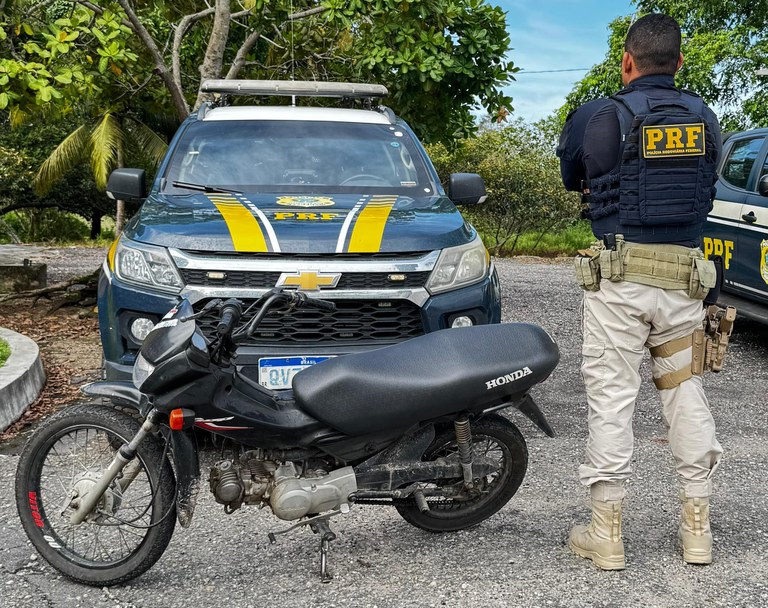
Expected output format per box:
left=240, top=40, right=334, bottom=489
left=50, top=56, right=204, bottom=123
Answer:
left=569, top=483, right=625, bottom=570
left=679, top=492, right=712, bottom=565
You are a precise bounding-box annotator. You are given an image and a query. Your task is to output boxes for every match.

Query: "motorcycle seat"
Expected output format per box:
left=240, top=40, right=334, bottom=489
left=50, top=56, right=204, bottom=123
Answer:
left=292, top=323, right=559, bottom=436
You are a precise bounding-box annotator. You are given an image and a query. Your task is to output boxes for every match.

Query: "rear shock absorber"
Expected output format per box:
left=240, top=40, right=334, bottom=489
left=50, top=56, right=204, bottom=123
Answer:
left=454, top=416, right=474, bottom=488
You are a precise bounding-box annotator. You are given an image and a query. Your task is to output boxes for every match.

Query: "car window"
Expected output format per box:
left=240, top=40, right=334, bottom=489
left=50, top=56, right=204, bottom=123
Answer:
left=721, top=136, right=765, bottom=190
left=163, top=120, right=432, bottom=195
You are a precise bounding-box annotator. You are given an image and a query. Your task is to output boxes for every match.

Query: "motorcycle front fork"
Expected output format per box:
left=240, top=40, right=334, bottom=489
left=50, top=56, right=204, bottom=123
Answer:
left=69, top=410, right=162, bottom=525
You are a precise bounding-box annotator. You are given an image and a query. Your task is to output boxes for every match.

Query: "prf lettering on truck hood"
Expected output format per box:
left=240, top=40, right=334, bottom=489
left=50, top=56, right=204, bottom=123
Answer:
left=127, top=193, right=474, bottom=255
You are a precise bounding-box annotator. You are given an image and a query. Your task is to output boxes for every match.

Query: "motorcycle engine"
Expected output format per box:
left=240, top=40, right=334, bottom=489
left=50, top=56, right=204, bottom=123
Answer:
left=209, top=457, right=357, bottom=520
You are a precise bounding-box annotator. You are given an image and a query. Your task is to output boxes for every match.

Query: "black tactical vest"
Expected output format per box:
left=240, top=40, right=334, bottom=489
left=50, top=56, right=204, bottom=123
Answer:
left=586, top=87, right=719, bottom=245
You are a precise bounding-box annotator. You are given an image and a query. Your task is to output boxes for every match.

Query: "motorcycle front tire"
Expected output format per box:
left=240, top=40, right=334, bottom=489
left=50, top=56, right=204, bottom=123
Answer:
left=15, top=403, right=176, bottom=586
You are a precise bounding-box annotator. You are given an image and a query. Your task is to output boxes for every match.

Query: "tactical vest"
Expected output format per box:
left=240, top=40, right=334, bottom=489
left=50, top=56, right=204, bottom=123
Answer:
left=585, top=87, right=719, bottom=245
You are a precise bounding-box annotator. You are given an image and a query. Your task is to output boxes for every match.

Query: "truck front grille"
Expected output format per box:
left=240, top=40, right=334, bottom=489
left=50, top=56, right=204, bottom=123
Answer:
left=181, top=269, right=430, bottom=289
left=194, top=298, right=425, bottom=347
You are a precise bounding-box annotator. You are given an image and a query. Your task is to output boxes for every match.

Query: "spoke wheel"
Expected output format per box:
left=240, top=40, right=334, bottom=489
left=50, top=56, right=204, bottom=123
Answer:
left=16, top=404, right=176, bottom=586
left=394, top=414, right=528, bottom=532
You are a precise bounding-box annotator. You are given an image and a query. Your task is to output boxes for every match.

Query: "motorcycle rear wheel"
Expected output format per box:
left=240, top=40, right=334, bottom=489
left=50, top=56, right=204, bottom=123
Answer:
left=394, top=413, right=527, bottom=532
left=15, top=403, right=176, bottom=586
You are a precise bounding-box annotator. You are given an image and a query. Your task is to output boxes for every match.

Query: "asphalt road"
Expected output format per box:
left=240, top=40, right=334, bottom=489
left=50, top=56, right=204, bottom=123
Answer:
left=1, top=256, right=767, bottom=608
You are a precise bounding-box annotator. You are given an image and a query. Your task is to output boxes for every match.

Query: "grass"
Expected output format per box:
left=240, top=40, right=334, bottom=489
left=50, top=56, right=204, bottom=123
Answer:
left=484, top=221, right=595, bottom=257
left=0, top=338, right=10, bottom=368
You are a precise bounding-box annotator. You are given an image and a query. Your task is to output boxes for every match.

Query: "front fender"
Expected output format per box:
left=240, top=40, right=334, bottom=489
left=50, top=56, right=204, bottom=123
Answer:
left=171, top=430, right=200, bottom=528
left=82, top=381, right=144, bottom=410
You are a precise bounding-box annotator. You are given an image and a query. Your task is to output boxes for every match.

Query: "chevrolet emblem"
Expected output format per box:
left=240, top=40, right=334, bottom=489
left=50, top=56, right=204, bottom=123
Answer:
left=276, top=271, right=341, bottom=290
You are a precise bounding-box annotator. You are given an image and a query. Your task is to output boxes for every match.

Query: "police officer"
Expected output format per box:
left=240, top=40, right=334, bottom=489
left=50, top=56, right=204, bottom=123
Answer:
left=557, top=13, right=723, bottom=569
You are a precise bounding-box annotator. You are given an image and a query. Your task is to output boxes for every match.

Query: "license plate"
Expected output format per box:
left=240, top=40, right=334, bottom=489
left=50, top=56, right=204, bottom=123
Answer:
left=258, top=356, right=333, bottom=390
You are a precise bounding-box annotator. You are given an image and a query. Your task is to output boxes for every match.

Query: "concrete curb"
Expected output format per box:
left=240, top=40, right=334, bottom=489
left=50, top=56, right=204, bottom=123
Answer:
left=0, top=328, right=46, bottom=432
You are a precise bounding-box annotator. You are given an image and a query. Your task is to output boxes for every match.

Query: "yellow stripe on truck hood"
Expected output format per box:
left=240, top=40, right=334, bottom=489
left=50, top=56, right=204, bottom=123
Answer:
left=346, top=196, right=398, bottom=253
left=209, top=194, right=269, bottom=252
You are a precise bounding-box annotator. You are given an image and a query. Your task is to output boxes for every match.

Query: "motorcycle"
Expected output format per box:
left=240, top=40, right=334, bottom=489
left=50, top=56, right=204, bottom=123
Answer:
left=15, top=288, right=559, bottom=586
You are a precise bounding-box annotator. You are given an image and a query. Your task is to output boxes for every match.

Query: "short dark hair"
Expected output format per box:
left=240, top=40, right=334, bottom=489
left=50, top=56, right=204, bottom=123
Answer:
left=624, top=14, right=681, bottom=75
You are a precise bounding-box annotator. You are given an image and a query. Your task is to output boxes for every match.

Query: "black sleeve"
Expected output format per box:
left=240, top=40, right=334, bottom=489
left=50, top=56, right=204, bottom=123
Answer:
left=582, top=104, right=622, bottom=180
left=557, top=109, right=585, bottom=192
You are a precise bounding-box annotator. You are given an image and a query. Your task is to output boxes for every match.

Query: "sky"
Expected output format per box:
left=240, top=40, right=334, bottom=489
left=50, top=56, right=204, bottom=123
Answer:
left=495, top=0, right=636, bottom=122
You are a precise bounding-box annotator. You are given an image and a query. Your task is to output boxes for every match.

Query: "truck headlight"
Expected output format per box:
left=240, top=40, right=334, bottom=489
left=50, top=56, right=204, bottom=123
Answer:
left=115, top=239, right=183, bottom=293
left=426, top=237, right=489, bottom=294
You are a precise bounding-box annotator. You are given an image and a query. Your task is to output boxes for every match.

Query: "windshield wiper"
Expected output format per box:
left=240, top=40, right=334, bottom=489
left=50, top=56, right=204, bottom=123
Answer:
left=171, top=181, right=242, bottom=194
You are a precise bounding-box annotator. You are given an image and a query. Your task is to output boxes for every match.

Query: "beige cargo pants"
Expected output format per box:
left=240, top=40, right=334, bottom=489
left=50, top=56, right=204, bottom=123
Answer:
left=579, top=279, right=722, bottom=499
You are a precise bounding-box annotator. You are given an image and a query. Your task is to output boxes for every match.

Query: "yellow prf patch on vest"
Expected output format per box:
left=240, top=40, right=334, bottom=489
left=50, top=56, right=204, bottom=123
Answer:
left=642, top=123, right=706, bottom=158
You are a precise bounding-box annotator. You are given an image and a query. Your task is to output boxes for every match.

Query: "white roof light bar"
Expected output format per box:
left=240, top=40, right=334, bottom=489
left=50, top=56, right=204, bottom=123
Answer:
left=200, top=80, right=388, bottom=98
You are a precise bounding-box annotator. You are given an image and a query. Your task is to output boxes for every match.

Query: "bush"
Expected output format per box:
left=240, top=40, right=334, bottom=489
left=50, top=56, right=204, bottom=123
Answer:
left=427, top=120, right=581, bottom=255
left=1, top=209, right=90, bottom=243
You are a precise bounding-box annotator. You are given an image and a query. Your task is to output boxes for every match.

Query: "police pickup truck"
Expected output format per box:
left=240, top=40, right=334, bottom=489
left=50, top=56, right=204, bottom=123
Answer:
left=99, top=80, right=501, bottom=386
left=704, top=127, right=768, bottom=323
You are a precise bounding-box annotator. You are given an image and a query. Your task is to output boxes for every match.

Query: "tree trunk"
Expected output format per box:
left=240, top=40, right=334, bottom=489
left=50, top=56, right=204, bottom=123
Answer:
left=193, top=0, right=232, bottom=110
left=90, top=212, right=102, bottom=240
left=115, top=146, right=126, bottom=236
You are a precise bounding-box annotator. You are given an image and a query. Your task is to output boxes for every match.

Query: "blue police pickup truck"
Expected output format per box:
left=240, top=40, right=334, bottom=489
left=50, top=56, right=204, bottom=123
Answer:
left=704, top=127, right=768, bottom=323
left=99, top=81, right=501, bottom=385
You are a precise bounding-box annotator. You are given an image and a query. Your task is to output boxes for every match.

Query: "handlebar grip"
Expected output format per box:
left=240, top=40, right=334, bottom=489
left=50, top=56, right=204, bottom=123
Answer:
left=304, top=297, right=336, bottom=312
left=216, top=310, right=237, bottom=336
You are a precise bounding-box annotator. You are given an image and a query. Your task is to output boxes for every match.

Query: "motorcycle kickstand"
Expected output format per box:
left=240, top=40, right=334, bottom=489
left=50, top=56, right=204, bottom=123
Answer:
left=310, top=518, right=336, bottom=583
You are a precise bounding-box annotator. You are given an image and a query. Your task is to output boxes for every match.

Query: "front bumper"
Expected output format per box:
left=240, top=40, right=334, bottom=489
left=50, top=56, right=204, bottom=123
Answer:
left=99, top=265, right=502, bottom=381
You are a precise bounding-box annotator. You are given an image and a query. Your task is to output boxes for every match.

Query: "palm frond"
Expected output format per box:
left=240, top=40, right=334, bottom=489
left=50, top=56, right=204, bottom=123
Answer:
left=125, top=117, right=168, bottom=168
left=33, top=124, right=90, bottom=195
left=89, top=113, right=124, bottom=190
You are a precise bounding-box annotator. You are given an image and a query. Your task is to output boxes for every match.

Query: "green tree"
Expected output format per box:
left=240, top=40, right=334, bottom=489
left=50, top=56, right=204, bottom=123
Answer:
left=1, top=5, right=167, bottom=234
left=560, top=3, right=768, bottom=130
left=0, top=119, right=112, bottom=238
left=2, top=0, right=518, bottom=143
left=428, top=120, right=581, bottom=255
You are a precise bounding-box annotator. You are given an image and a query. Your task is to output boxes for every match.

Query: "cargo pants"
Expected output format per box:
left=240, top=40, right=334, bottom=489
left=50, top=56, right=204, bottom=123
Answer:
left=578, top=279, right=723, bottom=499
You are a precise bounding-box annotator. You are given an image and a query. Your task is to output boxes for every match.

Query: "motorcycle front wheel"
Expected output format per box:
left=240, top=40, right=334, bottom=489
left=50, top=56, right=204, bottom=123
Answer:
left=15, top=403, right=176, bottom=586
left=394, top=413, right=528, bottom=532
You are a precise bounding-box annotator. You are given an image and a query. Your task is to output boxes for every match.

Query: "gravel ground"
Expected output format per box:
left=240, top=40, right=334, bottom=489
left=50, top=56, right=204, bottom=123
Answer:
left=1, top=252, right=767, bottom=608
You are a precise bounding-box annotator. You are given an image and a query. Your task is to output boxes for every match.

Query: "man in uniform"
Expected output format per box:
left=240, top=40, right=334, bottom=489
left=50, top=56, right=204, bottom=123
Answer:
left=557, top=13, right=723, bottom=569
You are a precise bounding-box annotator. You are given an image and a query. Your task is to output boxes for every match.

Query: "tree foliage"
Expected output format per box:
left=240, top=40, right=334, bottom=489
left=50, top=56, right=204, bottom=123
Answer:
left=0, top=119, right=112, bottom=238
left=560, top=2, right=768, bottom=130
left=428, top=121, right=581, bottom=255
left=1, top=0, right=517, bottom=143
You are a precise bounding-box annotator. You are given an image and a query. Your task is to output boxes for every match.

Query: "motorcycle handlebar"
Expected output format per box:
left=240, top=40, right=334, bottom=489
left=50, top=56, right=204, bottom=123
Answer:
left=302, top=295, right=336, bottom=312
left=216, top=299, right=243, bottom=338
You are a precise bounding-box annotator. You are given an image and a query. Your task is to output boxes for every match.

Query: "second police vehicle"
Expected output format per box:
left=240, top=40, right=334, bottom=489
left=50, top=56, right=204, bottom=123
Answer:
left=705, top=127, right=768, bottom=323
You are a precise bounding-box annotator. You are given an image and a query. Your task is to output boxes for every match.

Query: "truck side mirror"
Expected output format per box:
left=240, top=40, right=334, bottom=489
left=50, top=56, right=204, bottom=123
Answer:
left=107, top=168, right=147, bottom=201
left=759, top=174, right=768, bottom=197
left=448, top=173, right=487, bottom=205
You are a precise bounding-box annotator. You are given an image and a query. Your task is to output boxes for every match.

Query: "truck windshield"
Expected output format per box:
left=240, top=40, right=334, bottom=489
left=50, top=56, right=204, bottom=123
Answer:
left=162, top=120, right=434, bottom=195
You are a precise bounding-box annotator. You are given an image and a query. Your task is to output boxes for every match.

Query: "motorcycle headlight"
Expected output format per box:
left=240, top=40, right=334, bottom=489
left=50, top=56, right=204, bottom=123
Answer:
left=426, top=237, right=489, bottom=294
left=132, top=353, right=156, bottom=390
left=115, top=239, right=183, bottom=293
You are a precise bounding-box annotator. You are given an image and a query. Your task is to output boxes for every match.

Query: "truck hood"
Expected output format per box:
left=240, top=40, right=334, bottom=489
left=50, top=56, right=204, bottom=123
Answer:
left=125, top=192, right=474, bottom=254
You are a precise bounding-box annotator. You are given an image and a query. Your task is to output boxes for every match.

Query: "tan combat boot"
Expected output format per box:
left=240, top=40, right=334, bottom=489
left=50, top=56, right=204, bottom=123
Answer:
left=569, top=483, right=625, bottom=570
left=679, top=492, right=712, bottom=565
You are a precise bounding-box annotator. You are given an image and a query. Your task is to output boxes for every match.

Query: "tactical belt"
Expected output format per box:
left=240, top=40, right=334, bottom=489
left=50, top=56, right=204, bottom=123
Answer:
left=574, top=236, right=716, bottom=298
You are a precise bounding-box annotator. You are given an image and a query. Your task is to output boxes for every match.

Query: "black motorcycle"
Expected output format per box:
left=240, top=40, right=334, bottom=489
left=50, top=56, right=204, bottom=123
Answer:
left=15, top=288, right=559, bottom=586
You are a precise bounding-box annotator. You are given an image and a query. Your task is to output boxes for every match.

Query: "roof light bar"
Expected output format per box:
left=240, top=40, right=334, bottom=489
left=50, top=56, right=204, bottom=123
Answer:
left=200, top=80, right=388, bottom=99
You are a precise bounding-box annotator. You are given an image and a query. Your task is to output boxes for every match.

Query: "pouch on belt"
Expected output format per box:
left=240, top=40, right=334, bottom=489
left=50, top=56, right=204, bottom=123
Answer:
left=574, top=248, right=601, bottom=291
